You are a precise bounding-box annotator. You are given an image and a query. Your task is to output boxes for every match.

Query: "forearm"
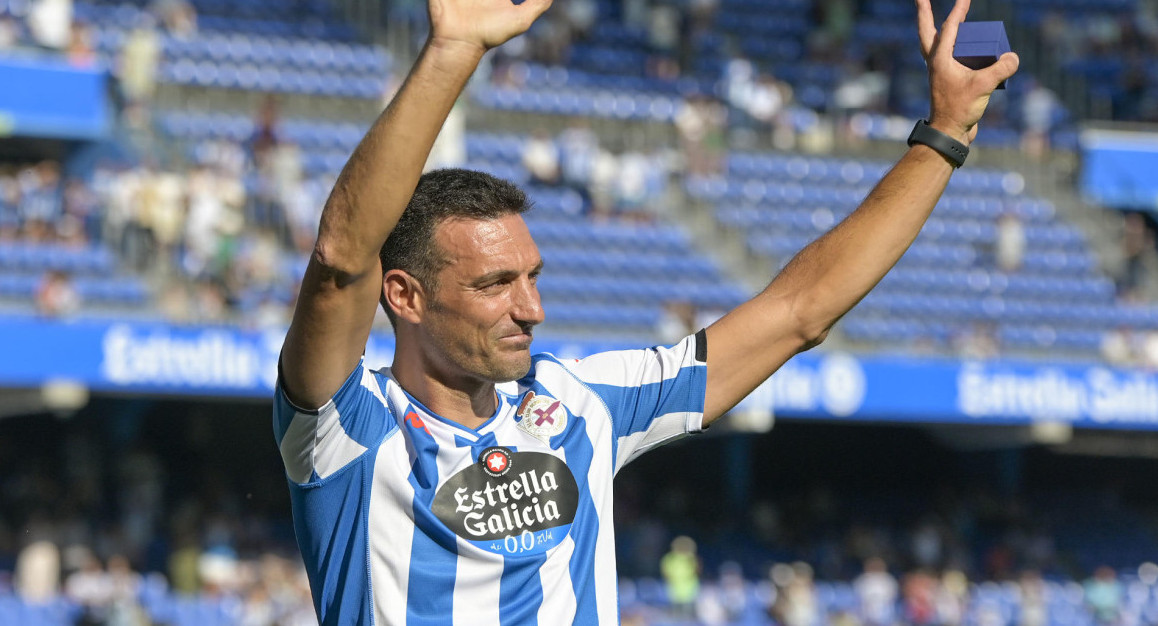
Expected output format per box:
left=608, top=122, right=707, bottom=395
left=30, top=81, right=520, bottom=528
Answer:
left=315, top=38, right=485, bottom=272
left=764, top=144, right=955, bottom=340
left=702, top=0, right=1018, bottom=424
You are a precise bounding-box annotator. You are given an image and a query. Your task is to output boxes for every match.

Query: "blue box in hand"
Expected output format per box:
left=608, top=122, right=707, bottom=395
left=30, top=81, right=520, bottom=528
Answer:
left=953, top=21, right=1011, bottom=89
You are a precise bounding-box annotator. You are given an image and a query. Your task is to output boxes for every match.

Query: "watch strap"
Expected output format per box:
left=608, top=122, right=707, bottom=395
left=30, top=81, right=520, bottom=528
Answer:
left=907, top=119, right=968, bottom=168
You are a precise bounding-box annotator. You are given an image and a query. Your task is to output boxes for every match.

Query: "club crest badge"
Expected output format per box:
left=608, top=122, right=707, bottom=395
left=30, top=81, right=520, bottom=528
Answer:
left=516, top=392, right=568, bottom=442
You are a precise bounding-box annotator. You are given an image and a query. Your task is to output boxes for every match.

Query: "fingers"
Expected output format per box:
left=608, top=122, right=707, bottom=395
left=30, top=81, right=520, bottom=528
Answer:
left=979, top=51, right=1020, bottom=89
left=915, top=0, right=936, bottom=58
left=520, top=0, right=553, bottom=22
left=936, top=0, right=972, bottom=59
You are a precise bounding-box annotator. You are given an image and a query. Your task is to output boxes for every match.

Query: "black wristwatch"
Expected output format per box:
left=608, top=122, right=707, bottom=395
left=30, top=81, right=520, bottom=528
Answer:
left=907, top=119, right=969, bottom=168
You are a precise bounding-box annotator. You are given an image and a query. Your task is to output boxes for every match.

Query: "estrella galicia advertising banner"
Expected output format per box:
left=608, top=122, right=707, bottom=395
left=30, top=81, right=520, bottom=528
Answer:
left=2, top=316, right=1158, bottom=430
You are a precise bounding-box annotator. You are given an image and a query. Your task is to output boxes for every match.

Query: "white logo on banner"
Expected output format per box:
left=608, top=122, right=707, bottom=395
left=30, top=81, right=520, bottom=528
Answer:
left=819, top=354, right=866, bottom=417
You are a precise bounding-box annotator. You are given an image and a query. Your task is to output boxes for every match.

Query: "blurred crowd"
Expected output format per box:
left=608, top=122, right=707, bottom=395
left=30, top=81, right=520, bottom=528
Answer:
left=0, top=143, right=321, bottom=328
left=0, top=419, right=315, bottom=625
left=0, top=0, right=195, bottom=64
left=3, top=418, right=1157, bottom=626
left=1035, top=2, right=1158, bottom=122
left=631, top=546, right=1158, bottom=626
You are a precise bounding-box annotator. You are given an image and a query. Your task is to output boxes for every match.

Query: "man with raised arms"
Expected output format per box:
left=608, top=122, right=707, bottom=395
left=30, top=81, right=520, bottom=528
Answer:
left=273, top=0, right=1018, bottom=622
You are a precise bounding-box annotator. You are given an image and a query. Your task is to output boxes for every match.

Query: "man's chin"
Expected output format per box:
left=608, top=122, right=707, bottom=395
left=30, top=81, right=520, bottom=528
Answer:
left=486, top=353, right=533, bottom=383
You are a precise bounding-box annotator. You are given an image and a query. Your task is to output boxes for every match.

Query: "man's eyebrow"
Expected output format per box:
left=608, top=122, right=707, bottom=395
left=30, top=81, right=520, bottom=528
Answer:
left=470, top=261, right=545, bottom=287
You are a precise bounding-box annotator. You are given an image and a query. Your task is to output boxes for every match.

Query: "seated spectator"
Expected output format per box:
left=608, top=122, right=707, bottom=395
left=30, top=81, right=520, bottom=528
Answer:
left=0, top=15, right=20, bottom=49
left=36, top=270, right=80, bottom=317
left=661, top=536, right=700, bottom=619
left=522, top=129, right=560, bottom=185
left=150, top=0, right=197, bottom=38
left=118, top=15, right=161, bottom=109
left=1116, top=212, right=1154, bottom=301
left=15, top=539, right=61, bottom=603
left=1020, top=79, right=1061, bottom=158
left=855, top=557, right=897, bottom=626
left=770, top=562, right=819, bottom=626
left=1085, top=565, right=1122, bottom=624
left=995, top=212, right=1026, bottom=272
left=27, top=0, right=71, bottom=50
left=66, top=21, right=95, bottom=67
left=18, top=161, right=63, bottom=241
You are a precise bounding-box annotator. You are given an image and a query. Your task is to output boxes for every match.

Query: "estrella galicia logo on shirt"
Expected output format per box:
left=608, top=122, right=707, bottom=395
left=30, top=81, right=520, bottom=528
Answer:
left=432, top=451, right=578, bottom=556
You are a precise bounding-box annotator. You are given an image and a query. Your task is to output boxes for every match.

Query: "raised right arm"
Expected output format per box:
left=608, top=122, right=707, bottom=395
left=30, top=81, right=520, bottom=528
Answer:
left=280, top=0, right=552, bottom=409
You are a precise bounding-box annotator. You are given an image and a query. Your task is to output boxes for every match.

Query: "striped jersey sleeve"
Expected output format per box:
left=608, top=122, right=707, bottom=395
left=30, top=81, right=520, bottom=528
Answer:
left=273, top=358, right=396, bottom=484
left=563, top=330, right=708, bottom=472
left=273, top=359, right=397, bottom=626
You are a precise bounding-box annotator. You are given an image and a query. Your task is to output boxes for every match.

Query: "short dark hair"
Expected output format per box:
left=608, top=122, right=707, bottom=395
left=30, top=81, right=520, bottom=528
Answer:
left=379, top=168, right=531, bottom=325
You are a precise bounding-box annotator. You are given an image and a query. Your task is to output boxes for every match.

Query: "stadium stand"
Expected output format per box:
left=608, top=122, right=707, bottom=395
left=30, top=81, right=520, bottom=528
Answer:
left=6, top=0, right=1158, bottom=623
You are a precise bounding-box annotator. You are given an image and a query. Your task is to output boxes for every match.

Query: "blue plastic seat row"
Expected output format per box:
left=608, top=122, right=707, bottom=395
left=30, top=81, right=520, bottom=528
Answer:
left=524, top=186, right=588, bottom=216
left=840, top=316, right=950, bottom=344
left=0, top=243, right=115, bottom=274
left=161, top=33, right=388, bottom=74
left=857, top=291, right=1151, bottom=328
left=715, top=194, right=1054, bottom=224
left=538, top=275, right=745, bottom=308
left=462, top=160, right=530, bottom=186
left=886, top=267, right=1114, bottom=299
left=0, top=273, right=148, bottom=304
left=76, top=1, right=357, bottom=41
left=197, top=14, right=357, bottom=40
left=722, top=204, right=1080, bottom=250
left=159, top=60, right=383, bottom=98
left=465, top=133, right=525, bottom=162
left=0, top=596, right=82, bottom=625
left=187, top=0, right=335, bottom=19
left=526, top=218, right=691, bottom=253
left=161, top=111, right=368, bottom=151
left=688, top=176, right=869, bottom=206
left=723, top=154, right=1022, bottom=198
left=715, top=12, right=811, bottom=36
left=1019, top=249, right=1097, bottom=274
left=544, top=301, right=660, bottom=329
left=586, top=22, right=649, bottom=47
left=538, top=248, right=720, bottom=280
left=1012, top=0, right=1133, bottom=12
left=718, top=0, right=810, bottom=10
left=726, top=153, right=892, bottom=187
left=569, top=44, right=650, bottom=78
left=471, top=86, right=682, bottom=123
left=507, top=62, right=713, bottom=98
left=853, top=21, right=912, bottom=44
left=750, top=233, right=983, bottom=269
left=738, top=36, right=805, bottom=63
left=998, top=325, right=1105, bottom=351
left=301, top=151, right=354, bottom=175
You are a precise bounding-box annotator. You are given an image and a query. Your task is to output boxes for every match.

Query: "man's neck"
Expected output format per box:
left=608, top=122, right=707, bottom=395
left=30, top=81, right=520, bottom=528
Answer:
left=390, top=357, right=498, bottom=430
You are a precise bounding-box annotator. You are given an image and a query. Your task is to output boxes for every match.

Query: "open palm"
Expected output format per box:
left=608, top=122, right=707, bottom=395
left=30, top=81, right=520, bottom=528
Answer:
left=429, top=0, right=554, bottom=51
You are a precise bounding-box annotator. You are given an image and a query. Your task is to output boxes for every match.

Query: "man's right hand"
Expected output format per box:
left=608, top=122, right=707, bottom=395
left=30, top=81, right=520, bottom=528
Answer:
left=916, top=0, right=1019, bottom=145
left=429, top=0, right=553, bottom=54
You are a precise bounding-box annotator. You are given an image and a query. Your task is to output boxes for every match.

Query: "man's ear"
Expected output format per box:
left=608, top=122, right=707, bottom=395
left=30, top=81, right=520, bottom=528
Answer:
left=383, top=270, right=426, bottom=324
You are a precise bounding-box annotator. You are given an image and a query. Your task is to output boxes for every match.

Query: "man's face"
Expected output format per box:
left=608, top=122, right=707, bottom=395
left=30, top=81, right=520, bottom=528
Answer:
left=419, top=213, right=545, bottom=384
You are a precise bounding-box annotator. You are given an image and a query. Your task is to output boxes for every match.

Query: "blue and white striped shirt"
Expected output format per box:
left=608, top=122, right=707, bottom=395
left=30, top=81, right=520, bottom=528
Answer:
left=274, top=332, right=707, bottom=625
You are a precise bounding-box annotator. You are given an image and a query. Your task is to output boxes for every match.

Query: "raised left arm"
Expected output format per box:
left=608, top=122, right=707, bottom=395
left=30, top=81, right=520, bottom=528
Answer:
left=701, top=0, right=1019, bottom=425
